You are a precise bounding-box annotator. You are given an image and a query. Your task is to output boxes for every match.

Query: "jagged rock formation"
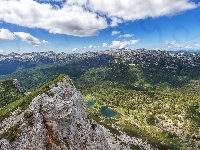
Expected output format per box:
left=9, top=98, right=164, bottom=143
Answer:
left=0, top=76, right=109, bottom=150
left=13, top=79, right=26, bottom=95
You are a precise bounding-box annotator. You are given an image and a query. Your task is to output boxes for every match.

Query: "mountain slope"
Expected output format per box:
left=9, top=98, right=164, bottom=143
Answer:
left=0, top=50, right=200, bottom=149
left=0, top=79, right=24, bottom=109
left=0, top=53, right=113, bottom=91
left=0, top=75, right=109, bottom=150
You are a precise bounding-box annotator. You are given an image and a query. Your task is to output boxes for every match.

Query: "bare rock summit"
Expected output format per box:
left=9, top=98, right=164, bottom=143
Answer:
left=0, top=75, right=110, bottom=150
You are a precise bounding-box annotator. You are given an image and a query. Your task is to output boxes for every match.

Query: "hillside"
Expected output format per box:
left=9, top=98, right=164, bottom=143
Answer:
left=0, top=75, right=111, bottom=150
left=0, top=53, right=113, bottom=91
left=0, top=50, right=200, bottom=149
left=77, top=63, right=200, bottom=149
left=0, top=52, right=113, bottom=75
left=0, top=79, right=23, bottom=109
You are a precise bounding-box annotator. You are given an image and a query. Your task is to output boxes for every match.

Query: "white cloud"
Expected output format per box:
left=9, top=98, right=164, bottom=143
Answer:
left=88, top=0, right=199, bottom=25
left=84, top=45, right=100, bottom=49
left=185, top=45, right=192, bottom=49
left=110, top=40, right=140, bottom=49
left=165, top=40, right=184, bottom=49
left=111, top=31, right=120, bottom=35
left=0, top=49, right=4, bottom=53
left=0, top=28, right=43, bottom=46
left=0, top=28, right=15, bottom=41
left=0, top=0, right=107, bottom=37
left=0, top=1, right=198, bottom=37
left=42, top=40, right=50, bottom=44
left=103, top=43, right=108, bottom=48
left=194, top=43, right=200, bottom=48
left=164, top=40, right=200, bottom=49
left=67, top=0, right=87, bottom=6
left=89, top=45, right=93, bottom=48
left=36, top=0, right=64, bottom=1
left=110, top=17, right=123, bottom=27
left=119, top=34, right=134, bottom=38
left=110, top=41, right=127, bottom=49
left=14, top=32, right=41, bottom=46
left=165, top=40, right=177, bottom=45
left=72, top=48, right=78, bottom=51
left=129, top=40, right=140, bottom=44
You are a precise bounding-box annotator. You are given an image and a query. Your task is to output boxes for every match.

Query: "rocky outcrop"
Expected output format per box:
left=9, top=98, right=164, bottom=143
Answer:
left=13, top=79, right=26, bottom=95
left=1, top=75, right=109, bottom=150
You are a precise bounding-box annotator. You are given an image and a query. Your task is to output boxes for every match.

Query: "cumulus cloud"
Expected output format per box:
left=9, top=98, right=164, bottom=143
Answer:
left=165, top=40, right=184, bottom=49
left=0, top=28, right=49, bottom=46
left=111, top=31, right=120, bottom=35
left=88, top=0, right=199, bottom=26
left=0, top=0, right=198, bottom=37
left=98, top=46, right=101, bottom=48
left=110, top=41, right=126, bottom=49
left=89, top=45, right=93, bottom=48
left=72, top=48, right=78, bottom=52
left=0, top=0, right=107, bottom=37
left=187, top=42, right=200, bottom=49
left=119, top=34, right=134, bottom=38
left=185, top=45, right=192, bottom=49
left=83, top=47, right=87, bottom=49
left=103, top=43, right=108, bottom=48
left=0, top=28, right=15, bottom=41
left=42, top=40, right=50, bottom=44
left=0, top=49, right=4, bottom=53
left=194, top=42, right=200, bottom=47
left=14, top=32, right=41, bottom=46
left=110, top=17, right=123, bottom=27
left=110, top=40, right=140, bottom=49
left=129, top=40, right=140, bottom=44
left=164, top=40, right=200, bottom=49
left=37, top=0, right=64, bottom=1
left=67, top=0, right=87, bottom=6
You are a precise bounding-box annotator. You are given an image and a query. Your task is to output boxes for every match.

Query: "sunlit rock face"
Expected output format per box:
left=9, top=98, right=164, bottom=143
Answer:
left=0, top=76, right=109, bottom=150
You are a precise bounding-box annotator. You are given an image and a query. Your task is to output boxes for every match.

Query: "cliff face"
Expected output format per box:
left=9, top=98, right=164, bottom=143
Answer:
left=0, top=76, right=109, bottom=150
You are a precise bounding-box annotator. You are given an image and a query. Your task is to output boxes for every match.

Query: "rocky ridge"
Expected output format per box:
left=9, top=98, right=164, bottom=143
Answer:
left=13, top=79, right=26, bottom=95
left=0, top=75, right=109, bottom=150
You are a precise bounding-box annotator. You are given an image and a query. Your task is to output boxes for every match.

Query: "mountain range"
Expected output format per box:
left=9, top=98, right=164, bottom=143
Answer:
left=0, top=49, right=200, bottom=149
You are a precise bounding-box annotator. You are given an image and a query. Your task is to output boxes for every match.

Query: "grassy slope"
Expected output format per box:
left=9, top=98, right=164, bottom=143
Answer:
left=0, top=79, right=22, bottom=108
left=0, top=74, right=65, bottom=122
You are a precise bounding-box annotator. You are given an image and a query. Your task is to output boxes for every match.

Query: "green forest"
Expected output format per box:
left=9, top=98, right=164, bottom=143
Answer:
left=0, top=52, right=200, bottom=149
left=0, top=80, right=23, bottom=108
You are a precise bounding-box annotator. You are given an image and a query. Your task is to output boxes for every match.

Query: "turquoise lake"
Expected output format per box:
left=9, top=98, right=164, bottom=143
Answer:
left=86, top=100, right=95, bottom=107
left=100, top=106, right=117, bottom=117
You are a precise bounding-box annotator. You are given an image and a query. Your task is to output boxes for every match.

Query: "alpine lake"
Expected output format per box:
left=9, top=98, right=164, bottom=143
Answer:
left=85, top=100, right=118, bottom=118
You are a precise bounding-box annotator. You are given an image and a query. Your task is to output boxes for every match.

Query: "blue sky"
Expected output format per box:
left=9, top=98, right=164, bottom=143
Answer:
left=0, top=0, right=200, bottom=54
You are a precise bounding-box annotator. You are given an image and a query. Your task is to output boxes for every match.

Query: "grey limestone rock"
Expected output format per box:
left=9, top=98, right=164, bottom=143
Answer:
left=0, top=75, right=109, bottom=150
left=13, top=79, right=26, bottom=95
